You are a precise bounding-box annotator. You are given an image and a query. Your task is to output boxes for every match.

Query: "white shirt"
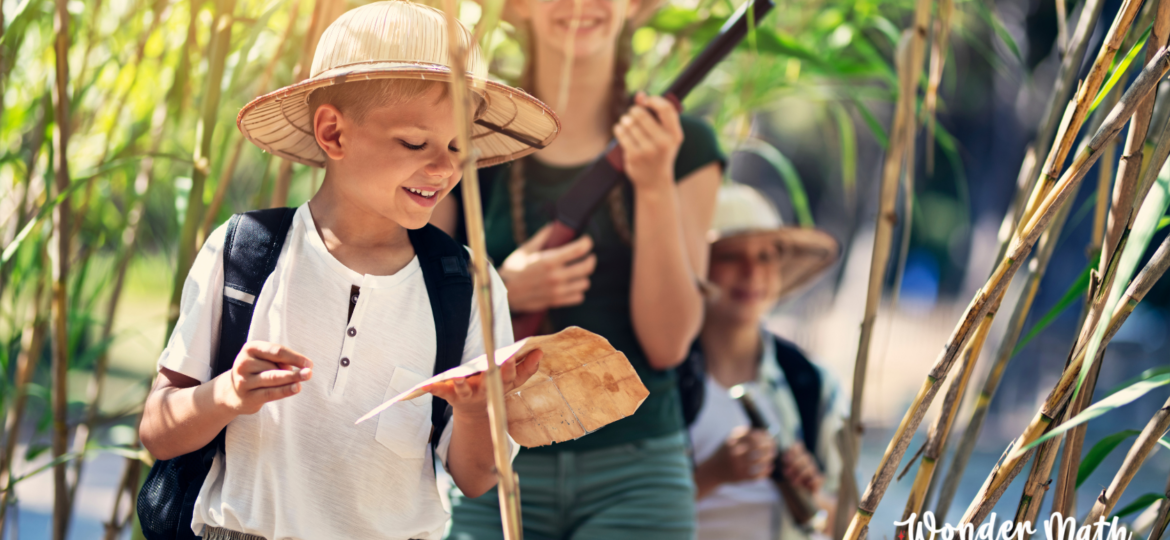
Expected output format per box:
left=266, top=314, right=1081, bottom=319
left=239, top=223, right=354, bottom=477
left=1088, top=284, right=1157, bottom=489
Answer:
left=158, top=204, right=516, bottom=540
left=689, top=332, right=847, bottom=540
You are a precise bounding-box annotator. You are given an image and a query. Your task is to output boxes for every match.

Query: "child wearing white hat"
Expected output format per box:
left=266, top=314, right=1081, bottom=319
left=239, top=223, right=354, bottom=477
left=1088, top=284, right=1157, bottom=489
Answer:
left=137, top=3, right=557, bottom=539
left=684, top=182, right=846, bottom=540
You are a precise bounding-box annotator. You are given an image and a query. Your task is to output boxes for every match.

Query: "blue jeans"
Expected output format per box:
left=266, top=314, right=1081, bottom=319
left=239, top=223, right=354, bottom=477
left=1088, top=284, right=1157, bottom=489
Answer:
left=446, top=431, right=696, bottom=540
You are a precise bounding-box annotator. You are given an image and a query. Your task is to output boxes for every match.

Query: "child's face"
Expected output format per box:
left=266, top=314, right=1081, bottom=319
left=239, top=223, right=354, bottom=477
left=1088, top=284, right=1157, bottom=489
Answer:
left=317, top=84, right=464, bottom=230
left=706, top=235, right=786, bottom=325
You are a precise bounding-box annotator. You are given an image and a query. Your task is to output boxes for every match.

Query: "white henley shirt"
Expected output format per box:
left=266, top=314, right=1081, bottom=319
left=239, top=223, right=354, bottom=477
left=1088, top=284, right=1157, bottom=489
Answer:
left=158, top=204, right=516, bottom=540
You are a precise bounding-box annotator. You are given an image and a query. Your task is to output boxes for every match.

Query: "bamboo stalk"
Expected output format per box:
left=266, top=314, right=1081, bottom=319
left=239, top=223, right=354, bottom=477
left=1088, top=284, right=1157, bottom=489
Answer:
left=960, top=198, right=1170, bottom=526
left=837, top=0, right=931, bottom=530
left=166, top=0, right=237, bottom=333
left=50, top=0, right=74, bottom=534
left=440, top=0, right=522, bottom=537
left=1083, top=394, right=1170, bottom=523
left=200, top=0, right=302, bottom=242
left=1054, top=17, right=1170, bottom=516
left=843, top=46, right=1170, bottom=540
left=1055, top=0, right=1068, bottom=53
left=1013, top=426, right=1064, bottom=538
left=898, top=305, right=989, bottom=533
left=1099, top=0, right=1170, bottom=295
left=0, top=276, right=50, bottom=533
left=1148, top=473, right=1170, bottom=540
left=1018, top=0, right=1144, bottom=231
left=931, top=178, right=1073, bottom=521
left=924, top=0, right=952, bottom=175
left=1014, top=0, right=1105, bottom=239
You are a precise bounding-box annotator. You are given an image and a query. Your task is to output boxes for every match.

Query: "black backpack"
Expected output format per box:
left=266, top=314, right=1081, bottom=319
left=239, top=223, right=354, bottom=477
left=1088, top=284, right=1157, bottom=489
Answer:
left=678, top=335, right=823, bottom=454
left=137, top=208, right=473, bottom=540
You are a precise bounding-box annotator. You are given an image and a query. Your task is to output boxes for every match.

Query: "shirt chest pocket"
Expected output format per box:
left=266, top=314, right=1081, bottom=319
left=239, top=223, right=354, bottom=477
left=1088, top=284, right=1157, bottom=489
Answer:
left=375, top=366, right=433, bottom=460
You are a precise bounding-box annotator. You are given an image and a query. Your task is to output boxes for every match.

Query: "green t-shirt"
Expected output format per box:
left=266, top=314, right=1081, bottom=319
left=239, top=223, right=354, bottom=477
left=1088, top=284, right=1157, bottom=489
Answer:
left=481, top=115, right=725, bottom=452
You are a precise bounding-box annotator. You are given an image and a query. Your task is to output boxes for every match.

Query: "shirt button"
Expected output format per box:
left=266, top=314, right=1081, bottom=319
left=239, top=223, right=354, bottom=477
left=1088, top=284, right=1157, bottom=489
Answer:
left=347, top=327, right=357, bottom=337
left=350, top=294, right=359, bottom=305
left=340, top=357, right=350, bottom=367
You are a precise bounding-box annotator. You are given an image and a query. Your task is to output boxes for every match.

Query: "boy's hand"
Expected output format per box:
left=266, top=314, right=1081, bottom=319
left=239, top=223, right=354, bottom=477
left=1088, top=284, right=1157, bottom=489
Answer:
left=613, top=92, right=683, bottom=193
left=215, top=341, right=314, bottom=415
left=712, top=426, right=777, bottom=484
left=428, top=350, right=544, bottom=417
left=780, top=442, right=823, bottom=492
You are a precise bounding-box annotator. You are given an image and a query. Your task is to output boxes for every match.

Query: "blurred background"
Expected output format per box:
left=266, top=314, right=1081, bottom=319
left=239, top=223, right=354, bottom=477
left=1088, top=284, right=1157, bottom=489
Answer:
left=1, top=0, right=1168, bottom=536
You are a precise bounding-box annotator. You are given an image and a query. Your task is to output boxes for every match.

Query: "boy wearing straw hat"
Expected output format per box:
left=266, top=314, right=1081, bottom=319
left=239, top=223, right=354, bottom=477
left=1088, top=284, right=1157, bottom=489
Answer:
left=683, top=182, right=845, bottom=540
left=138, top=2, right=558, bottom=539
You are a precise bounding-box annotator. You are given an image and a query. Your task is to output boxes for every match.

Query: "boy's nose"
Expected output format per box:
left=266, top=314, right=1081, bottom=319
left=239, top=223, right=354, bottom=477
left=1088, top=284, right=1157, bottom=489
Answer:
left=425, top=151, right=458, bottom=178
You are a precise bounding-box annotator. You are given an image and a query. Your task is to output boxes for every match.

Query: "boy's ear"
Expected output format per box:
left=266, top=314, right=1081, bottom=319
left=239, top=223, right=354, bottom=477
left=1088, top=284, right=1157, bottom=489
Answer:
left=313, top=104, right=346, bottom=161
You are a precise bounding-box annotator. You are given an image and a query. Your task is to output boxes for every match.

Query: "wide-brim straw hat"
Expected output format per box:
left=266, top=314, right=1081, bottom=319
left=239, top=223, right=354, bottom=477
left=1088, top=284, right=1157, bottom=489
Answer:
left=708, top=182, right=839, bottom=300
left=237, top=0, right=560, bottom=168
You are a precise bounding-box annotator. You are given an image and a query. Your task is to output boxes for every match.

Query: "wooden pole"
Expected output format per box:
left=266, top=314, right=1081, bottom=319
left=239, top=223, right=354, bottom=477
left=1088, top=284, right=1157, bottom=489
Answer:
left=439, top=2, right=523, bottom=538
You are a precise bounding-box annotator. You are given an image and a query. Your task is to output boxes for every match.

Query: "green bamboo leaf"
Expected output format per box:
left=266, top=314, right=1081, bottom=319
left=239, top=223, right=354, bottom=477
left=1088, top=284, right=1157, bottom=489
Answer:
left=1013, top=261, right=1095, bottom=356
left=1112, top=493, right=1168, bottom=520
left=974, top=1, right=1022, bottom=63
left=830, top=104, right=857, bottom=200
left=1077, top=429, right=1142, bottom=488
left=1159, top=216, right=1169, bottom=230
left=1160, top=435, right=1170, bottom=451
left=1089, top=24, right=1152, bottom=113
left=851, top=97, right=889, bottom=148
left=738, top=139, right=815, bottom=227
left=1109, top=367, right=1170, bottom=397
left=1013, top=373, right=1170, bottom=456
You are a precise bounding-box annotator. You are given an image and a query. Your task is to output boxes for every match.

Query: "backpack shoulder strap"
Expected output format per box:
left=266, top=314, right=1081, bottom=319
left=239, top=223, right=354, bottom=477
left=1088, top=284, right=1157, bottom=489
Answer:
left=408, top=224, right=473, bottom=451
left=772, top=335, right=823, bottom=455
left=677, top=339, right=707, bottom=428
left=214, top=207, right=298, bottom=379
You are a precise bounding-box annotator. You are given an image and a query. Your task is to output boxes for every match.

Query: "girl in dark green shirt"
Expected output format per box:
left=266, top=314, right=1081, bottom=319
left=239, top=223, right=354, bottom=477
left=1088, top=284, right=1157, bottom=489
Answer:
left=437, top=0, right=724, bottom=536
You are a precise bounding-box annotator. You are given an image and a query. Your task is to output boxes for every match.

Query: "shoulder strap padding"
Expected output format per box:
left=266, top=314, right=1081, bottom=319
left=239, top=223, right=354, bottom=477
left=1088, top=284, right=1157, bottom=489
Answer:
left=772, top=336, right=823, bottom=456
left=215, top=207, right=297, bottom=379
left=408, top=224, right=473, bottom=451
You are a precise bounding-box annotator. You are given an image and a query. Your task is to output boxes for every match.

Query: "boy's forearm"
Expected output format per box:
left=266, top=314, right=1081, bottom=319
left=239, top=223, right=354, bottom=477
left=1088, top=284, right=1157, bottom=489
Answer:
left=444, top=409, right=499, bottom=498
left=140, top=375, right=239, bottom=461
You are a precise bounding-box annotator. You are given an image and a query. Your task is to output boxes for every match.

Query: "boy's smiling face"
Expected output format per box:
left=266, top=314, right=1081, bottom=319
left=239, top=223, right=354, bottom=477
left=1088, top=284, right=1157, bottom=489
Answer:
left=313, top=83, right=465, bottom=230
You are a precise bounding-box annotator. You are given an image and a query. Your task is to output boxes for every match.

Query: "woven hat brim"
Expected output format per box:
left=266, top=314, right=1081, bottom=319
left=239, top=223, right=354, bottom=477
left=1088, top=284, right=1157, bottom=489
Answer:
left=710, top=227, right=840, bottom=301
left=236, top=62, right=560, bottom=169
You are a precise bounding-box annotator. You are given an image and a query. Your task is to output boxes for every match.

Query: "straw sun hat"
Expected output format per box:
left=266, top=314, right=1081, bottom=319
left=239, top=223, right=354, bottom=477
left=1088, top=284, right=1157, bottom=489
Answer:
left=708, top=183, right=839, bottom=300
left=237, top=0, right=560, bottom=168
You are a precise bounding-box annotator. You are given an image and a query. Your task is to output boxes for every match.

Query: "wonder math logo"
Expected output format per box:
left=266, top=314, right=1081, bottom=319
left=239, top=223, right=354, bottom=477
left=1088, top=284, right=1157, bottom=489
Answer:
left=893, top=511, right=1133, bottom=540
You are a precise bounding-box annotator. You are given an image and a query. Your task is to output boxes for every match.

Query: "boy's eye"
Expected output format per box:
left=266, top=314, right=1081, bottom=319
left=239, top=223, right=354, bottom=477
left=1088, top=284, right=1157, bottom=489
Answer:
left=400, top=140, right=426, bottom=150
left=449, top=144, right=462, bottom=153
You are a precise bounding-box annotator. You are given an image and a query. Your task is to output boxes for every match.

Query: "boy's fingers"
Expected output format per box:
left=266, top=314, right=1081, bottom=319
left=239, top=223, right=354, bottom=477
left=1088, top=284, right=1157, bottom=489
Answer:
left=244, top=342, right=313, bottom=370
left=253, top=368, right=310, bottom=388
left=257, top=381, right=301, bottom=403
